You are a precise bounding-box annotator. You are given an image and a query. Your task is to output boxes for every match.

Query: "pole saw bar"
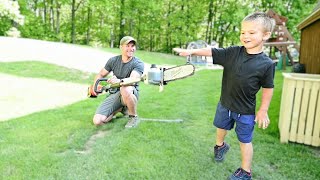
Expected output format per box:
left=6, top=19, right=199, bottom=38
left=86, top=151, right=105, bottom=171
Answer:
left=88, top=63, right=195, bottom=97
left=94, top=76, right=145, bottom=94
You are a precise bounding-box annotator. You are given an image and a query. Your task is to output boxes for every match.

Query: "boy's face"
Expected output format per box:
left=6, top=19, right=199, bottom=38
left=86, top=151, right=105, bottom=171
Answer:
left=121, top=42, right=136, bottom=58
left=240, top=21, right=271, bottom=54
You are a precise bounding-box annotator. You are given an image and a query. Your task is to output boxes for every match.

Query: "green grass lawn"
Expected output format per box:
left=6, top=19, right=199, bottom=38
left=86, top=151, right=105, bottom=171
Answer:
left=0, top=50, right=319, bottom=179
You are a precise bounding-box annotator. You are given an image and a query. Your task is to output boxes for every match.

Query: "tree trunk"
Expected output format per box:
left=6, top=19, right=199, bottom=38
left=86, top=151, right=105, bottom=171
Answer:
left=119, top=0, right=125, bottom=45
left=149, top=32, right=153, bottom=51
left=11, top=0, right=18, bottom=28
left=179, top=4, right=185, bottom=48
left=110, top=28, right=114, bottom=48
left=50, top=0, right=55, bottom=31
left=86, top=6, right=92, bottom=45
left=33, top=0, right=38, bottom=15
left=206, top=0, right=214, bottom=43
left=218, top=22, right=230, bottom=47
left=71, top=0, right=76, bottom=43
left=56, top=2, right=61, bottom=34
left=137, top=14, right=141, bottom=46
left=166, top=2, right=172, bottom=52
left=43, top=0, right=47, bottom=24
left=212, top=0, right=225, bottom=46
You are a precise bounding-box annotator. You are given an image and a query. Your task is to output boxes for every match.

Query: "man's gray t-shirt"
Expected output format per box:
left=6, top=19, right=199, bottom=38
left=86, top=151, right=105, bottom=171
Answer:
left=104, top=55, right=144, bottom=90
left=212, top=46, right=275, bottom=115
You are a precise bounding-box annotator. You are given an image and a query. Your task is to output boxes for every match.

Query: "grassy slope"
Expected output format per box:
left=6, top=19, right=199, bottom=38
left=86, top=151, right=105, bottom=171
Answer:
left=0, top=50, right=319, bottom=179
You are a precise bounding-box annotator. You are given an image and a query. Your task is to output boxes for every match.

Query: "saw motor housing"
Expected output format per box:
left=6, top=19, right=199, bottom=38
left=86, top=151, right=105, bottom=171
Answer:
left=147, top=64, right=164, bottom=85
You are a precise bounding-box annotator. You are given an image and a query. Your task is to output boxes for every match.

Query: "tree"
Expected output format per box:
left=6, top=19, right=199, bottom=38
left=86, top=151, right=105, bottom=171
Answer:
left=71, top=0, right=85, bottom=43
left=12, top=0, right=319, bottom=52
left=0, top=0, right=24, bottom=36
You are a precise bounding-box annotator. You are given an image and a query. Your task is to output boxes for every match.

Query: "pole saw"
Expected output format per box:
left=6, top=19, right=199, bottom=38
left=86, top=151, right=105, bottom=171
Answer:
left=88, top=59, right=195, bottom=98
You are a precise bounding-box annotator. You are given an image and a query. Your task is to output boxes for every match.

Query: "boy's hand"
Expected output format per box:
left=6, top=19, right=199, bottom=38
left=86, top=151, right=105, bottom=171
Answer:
left=173, top=48, right=191, bottom=56
left=255, top=110, right=270, bottom=129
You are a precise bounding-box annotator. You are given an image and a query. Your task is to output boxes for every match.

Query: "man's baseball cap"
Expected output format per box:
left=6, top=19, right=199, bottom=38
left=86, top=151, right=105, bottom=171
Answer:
left=120, top=36, right=136, bottom=45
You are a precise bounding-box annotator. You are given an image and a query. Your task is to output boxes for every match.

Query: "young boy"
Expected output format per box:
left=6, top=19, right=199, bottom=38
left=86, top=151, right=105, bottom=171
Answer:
left=173, top=12, right=275, bottom=179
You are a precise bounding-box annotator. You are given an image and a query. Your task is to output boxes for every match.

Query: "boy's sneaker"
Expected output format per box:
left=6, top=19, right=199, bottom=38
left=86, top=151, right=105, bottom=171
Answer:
left=214, top=142, right=230, bottom=162
left=125, top=115, right=140, bottom=128
left=229, top=168, right=252, bottom=180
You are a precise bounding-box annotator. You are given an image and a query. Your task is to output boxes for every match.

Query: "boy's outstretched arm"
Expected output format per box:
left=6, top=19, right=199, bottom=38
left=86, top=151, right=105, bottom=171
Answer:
left=173, top=47, right=212, bottom=57
left=255, top=88, right=273, bottom=129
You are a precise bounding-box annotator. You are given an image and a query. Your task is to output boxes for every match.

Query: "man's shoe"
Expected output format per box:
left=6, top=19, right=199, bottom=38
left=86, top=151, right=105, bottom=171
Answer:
left=229, top=168, right=252, bottom=180
left=125, top=115, right=140, bottom=128
left=214, top=142, right=230, bottom=162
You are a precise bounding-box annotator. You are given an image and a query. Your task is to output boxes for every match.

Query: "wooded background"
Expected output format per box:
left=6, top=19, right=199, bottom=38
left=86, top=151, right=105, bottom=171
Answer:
left=1, top=0, right=318, bottom=53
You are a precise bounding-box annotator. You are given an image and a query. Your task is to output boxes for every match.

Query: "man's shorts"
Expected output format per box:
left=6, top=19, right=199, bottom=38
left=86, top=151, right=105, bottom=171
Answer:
left=95, top=87, right=139, bottom=117
left=213, top=102, right=255, bottom=143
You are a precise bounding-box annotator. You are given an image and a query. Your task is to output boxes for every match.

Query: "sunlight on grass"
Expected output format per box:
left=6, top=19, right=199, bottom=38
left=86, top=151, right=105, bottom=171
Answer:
left=0, top=61, right=95, bottom=84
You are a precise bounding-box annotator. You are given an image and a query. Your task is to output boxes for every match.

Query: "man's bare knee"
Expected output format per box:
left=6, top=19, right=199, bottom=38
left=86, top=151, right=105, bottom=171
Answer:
left=93, top=114, right=107, bottom=126
left=120, top=87, right=137, bottom=105
left=93, top=113, right=119, bottom=125
left=120, top=86, right=134, bottom=96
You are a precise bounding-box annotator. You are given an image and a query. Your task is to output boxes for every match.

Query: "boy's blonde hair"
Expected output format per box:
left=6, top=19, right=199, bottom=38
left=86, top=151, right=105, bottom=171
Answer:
left=242, top=12, right=276, bottom=33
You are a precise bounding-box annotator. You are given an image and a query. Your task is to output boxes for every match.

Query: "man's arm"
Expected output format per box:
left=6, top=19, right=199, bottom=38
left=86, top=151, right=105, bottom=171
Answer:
left=130, top=70, right=142, bottom=78
left=256, top=88, right=274, bottom=129
left=94, top=68, right=109, bottom=83
left=173, top=47, right=212, bottom=57
left=106, top=70, right=143, bottom=88
left=116, top=70, right=142, bottom=86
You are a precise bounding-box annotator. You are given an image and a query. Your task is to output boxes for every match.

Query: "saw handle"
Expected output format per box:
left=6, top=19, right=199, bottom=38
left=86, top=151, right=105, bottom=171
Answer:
left=94, top=78, right=109, bottom=94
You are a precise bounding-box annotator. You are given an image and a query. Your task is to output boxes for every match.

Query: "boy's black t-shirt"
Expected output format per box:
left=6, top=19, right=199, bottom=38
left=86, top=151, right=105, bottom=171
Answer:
left=212, top=46, right=275, bottom=115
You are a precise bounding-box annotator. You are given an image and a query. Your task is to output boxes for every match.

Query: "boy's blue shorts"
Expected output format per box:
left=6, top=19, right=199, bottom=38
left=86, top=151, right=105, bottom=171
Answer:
left=213, top=102, right=255, bottom=143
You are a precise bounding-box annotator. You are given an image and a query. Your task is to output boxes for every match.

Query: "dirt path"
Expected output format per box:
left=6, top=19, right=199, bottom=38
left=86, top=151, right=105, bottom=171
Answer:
left=0, top=37, right=115, bottom=73
left=0, top=37, right=117, bottom=121
left=0, top=73, right=88, bottom=121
